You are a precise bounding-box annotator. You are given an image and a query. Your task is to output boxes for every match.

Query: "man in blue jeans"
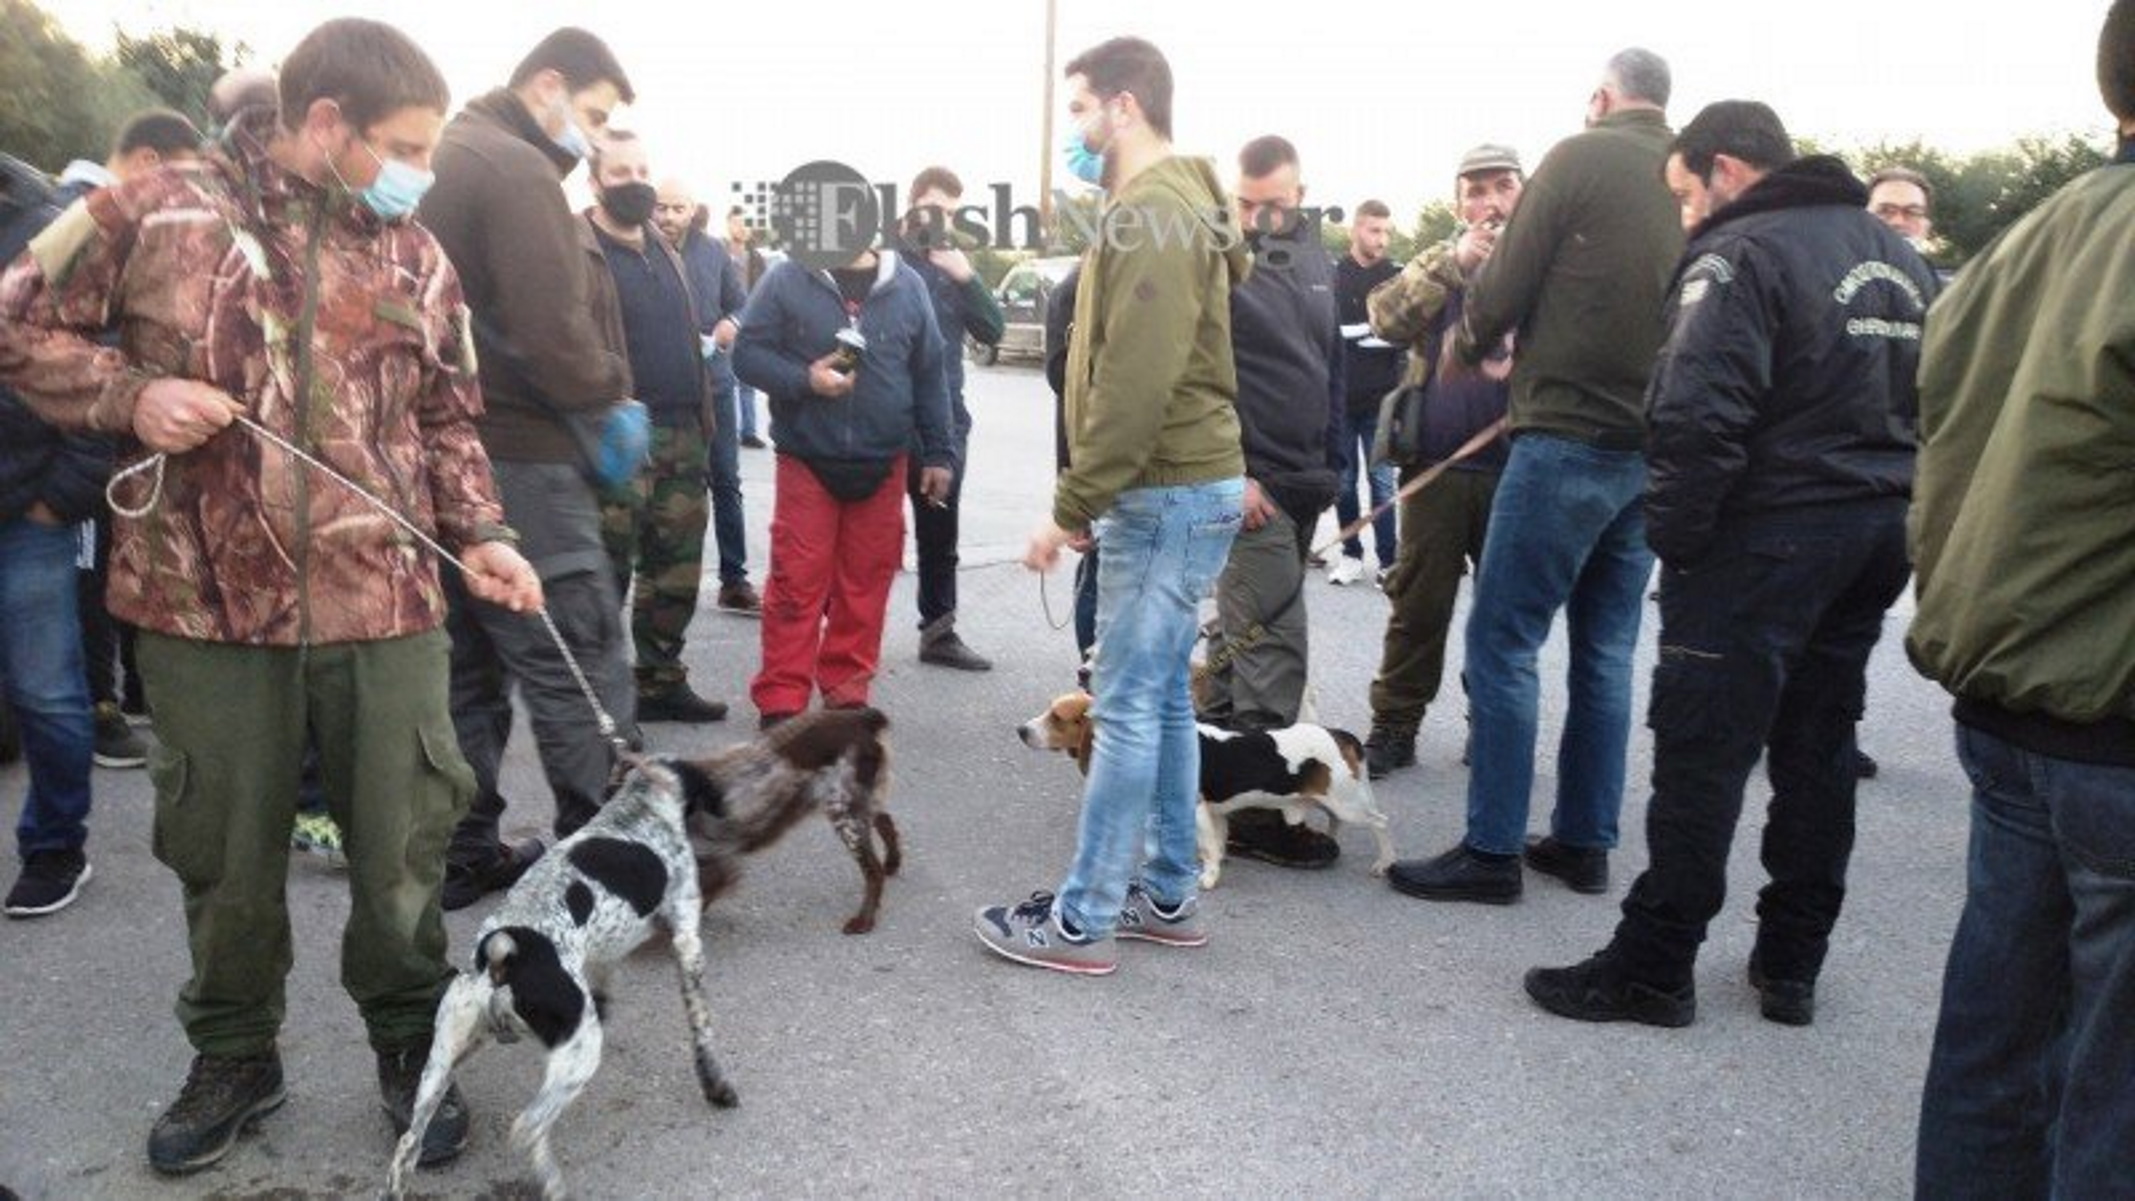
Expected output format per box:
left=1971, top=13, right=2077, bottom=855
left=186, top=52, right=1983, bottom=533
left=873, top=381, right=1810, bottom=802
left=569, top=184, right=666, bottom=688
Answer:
left=979, top=35, right=1247, bottom=975
left=1910, top=7, right=2135, bottom=1192
left=1328, top=198, right=1400, bottom=587
left=1388, top=48, right=1683, bottom=905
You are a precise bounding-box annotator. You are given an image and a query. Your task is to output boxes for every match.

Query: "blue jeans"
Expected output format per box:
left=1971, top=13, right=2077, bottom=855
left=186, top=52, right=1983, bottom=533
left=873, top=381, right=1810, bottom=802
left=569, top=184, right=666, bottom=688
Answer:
left=1335, top=407, right=1396, bottom=567
left=736, top=382, right=761, bottom=441
left=1056, top=478, right=1242, bottom=937
left=1915, top=724, right=2135, bottom=1200
left=1, top=516, right=94, bottom=857
left=706, top=379, right=749, bottom=584
left=1463, top=434, right=1651, bottom=856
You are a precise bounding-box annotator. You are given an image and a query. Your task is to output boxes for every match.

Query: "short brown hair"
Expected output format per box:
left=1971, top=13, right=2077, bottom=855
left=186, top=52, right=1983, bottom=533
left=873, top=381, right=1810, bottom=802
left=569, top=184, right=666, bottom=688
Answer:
left=909, top=166, right=963, bottom=202
left=278, top=18, right=449, bottom=135
left=511, top=28, right=636, bottom=105
left=1238, top=135, right=1299, bottom=179
left=113, top=108, right=202, bottom=157
left=1353, top=198, right=1392, bottom=221
left=1064, top=37, right=1173, bottom=141
left=1868, top=166, right=1934, bottom=210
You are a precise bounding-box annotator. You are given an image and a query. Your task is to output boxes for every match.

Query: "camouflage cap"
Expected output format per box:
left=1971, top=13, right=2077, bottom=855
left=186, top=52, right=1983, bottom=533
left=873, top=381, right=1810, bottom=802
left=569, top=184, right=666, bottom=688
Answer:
left=1456, top=143, right=1523, bottom=178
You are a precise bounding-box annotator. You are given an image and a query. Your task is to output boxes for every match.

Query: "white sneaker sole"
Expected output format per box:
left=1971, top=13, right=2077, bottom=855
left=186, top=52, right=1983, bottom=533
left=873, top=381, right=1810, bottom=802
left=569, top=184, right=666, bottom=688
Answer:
left=972, top=927, right=1116, bottom=976
left=4, top=861, right=91, bottom=917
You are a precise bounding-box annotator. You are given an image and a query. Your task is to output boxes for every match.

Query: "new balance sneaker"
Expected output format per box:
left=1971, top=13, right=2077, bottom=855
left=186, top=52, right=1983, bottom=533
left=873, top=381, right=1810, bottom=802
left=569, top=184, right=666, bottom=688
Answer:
left=1114, top=880, right=1207, bottom=947
left=4, top=849, right=91, bottom=918
left=93, top=701, right=149, bottom=769
left=147, top=1050, right=286, bottom=1174
left=974, top=891, right=1117, bottom=975
left=290, top=812, right=348, bottom=870
left=1327, top=554, right=1367, bottom=586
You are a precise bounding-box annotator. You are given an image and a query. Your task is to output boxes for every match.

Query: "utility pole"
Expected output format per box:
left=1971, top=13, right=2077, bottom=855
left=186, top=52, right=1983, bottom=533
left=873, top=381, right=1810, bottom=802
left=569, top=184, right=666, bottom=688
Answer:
left=1038, top=0, right=1058, bottom=244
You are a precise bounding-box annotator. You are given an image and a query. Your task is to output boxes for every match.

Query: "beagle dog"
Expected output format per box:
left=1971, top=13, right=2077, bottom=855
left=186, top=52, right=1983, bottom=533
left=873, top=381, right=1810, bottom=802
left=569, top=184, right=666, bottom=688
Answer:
left=1018, top=691, right=1396, bottom=888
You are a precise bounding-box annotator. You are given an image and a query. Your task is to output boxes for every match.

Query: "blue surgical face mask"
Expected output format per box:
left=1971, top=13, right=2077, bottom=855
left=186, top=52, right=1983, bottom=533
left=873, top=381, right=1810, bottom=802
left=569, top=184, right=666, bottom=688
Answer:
left=1063, top=126, right=1105, bottom=186
left=358, top=143, right=433, bottom=221
left=550, top=94, right=591, bottom=161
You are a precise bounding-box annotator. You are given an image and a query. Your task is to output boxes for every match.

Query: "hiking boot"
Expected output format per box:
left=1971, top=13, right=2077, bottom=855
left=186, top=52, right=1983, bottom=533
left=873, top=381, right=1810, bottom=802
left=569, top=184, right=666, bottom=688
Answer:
left=1224, top=808, right=1340, bottom=869
left=1364, top=723, right=1416, bottom=780
left=919, top=616, right=993, bottom=672
left=290, top=812, right=347, bottom=870
left=716, top=579, right=763, bottom=615
left=93, top=701, right=149, bottom=768
left=1523, top=835, right=1609, bottom=895
left=1327, top=554, right=1366, bottom=586
left=1386, top=843, right=1522, bottom=905
left=1115, top=880, right=1207, bottom=947
left=377, top=1045, right=471, bottom=1166
left=637, top=684, right=730, bottom=724
left=1748, top=956, right=1816, bottom=1027
left=4, top=849, right=91, bottom=918
left=442, top=839, right=546, bottom=912
left=974, top=891, right=1117, bottom=976
left=1524, top=952, right=1697, bottom=1028
left=146, top=1051, right=287, bottom=1174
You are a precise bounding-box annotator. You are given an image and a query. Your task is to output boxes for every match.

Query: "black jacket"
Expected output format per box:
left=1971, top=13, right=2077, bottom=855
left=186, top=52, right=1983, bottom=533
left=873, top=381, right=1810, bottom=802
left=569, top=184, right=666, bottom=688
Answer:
left=1644, top=156, right=1939, bottom=566
left=1230, top=226, right=1346, bottom=523
left=1, top=157, right=114, bottom=522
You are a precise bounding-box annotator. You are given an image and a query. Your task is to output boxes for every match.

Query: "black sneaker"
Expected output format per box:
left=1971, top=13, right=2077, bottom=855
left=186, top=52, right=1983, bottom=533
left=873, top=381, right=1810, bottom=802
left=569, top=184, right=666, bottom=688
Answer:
left=441, top=839, right=546, bottom=912
left=4, top=849, right=91, bottom=918
left=147, top=1051, right=287, bottom=1174
left=1224, top=809, right=1339, bottom=869
left=1854, top=749, right=1879, bottom=780
left=93, top=700, right=149, bottom=768
left=638, top=685, right=730, bottom=724
left=1363, top=724, right=1416, bottom=780
left=1747, top=956, right=1816, bottom=1027
left=1386, top=843, right=1522, bottom=904
left=1524, top=953, right=1696, bottom=1028
left=377, top=1045, right=470, bottom=1166
left=1523, top=835, right=1609, bottom=894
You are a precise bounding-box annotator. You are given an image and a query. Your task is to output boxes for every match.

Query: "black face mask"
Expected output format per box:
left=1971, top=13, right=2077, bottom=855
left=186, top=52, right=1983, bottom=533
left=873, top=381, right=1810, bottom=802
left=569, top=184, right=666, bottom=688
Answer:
left=599, top=180, right=657, bottom=227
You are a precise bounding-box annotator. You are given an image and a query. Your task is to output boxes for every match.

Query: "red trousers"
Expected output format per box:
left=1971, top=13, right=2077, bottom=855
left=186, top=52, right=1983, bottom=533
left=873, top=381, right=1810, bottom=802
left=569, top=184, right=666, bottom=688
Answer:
left=752, top=453, right=907, bottom=716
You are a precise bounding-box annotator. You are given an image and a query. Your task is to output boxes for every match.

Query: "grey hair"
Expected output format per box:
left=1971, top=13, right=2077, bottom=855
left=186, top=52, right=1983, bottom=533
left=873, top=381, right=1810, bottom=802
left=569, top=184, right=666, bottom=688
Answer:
left=1605, top=47, right=1672, bottom=108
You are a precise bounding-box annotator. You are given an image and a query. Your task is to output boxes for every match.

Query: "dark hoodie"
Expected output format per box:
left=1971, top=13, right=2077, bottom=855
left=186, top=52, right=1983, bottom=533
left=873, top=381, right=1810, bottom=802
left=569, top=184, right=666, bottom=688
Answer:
left=1054, top=155, right=1250, bottom=531
left=419, top=88, right=630, bottom=463
left=1229, top=221, right=1345, bottom=524
left=1643, top=155, right=1939, bottom=566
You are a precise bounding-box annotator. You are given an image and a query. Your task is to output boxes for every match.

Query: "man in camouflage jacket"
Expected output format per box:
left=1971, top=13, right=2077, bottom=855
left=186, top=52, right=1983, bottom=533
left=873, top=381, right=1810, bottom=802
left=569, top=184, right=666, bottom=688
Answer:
left=0, top=19, right=539, bottom=1175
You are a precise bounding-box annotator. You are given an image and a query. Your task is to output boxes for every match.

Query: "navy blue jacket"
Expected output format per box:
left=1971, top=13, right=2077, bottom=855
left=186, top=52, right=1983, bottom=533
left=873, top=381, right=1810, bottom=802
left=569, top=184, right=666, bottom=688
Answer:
left=1230, top=226, right=1346, bottom=522
left=676, top=227, right=748, bottom=390
left=890, top=233, right=1006, bottom=457
left=733, top=253, right=953, bottom=469
left=1, top=163, right=114, bottom=523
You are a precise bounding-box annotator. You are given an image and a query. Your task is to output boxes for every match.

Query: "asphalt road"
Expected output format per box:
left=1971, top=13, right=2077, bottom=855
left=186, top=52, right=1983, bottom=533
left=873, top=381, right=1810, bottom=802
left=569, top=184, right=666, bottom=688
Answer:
left=0, top=360, right=1970, bottom=1200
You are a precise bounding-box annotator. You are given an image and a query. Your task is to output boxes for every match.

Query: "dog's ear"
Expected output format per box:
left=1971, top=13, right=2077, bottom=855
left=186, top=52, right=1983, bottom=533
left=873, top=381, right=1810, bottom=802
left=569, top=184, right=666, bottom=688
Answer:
left=1071, top=712, right=1096, bottom=772
left=666, top=757, right=730, bottom=822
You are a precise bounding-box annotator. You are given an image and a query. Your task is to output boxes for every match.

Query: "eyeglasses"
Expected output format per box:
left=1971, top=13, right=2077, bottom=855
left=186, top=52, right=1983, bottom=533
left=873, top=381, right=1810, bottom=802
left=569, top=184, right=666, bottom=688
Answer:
left=1873, top=203, right=1929, bottom=221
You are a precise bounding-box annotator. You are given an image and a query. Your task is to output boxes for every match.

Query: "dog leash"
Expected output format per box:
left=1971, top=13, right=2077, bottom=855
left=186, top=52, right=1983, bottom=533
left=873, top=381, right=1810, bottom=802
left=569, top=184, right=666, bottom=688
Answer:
left=107, top=416, right=627, bottom=751
left=1198, top=415, right=1511, bottom=676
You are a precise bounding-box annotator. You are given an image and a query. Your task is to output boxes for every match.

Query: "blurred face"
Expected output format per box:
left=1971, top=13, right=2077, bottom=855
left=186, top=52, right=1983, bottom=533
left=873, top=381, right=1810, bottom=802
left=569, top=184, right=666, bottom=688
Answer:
left=1456, top=169, right=1522, bottom=228
left=1235, top=162, right=1303, bottom=236
left=110, top=145, right=197, bottom=183
left=1350, top=212, right=1392, bottom=263
left=726, top=210, right=751, bottom=244
left=593, top=137, right=649, bottom=190
left=653, top=179, right=695, bottom=243
left=907, top=183, right=960, bottom=245
left=308, top=100, right=444, bottom=188
left=1868, top=179, right=1933, bottom=243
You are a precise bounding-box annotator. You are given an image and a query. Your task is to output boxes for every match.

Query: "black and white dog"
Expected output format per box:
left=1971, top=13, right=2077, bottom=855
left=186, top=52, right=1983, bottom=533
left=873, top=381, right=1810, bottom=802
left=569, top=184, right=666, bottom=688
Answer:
left=383, top=709, right=893, bottom=1201
left=1018, top=691, right=1397, bottom=888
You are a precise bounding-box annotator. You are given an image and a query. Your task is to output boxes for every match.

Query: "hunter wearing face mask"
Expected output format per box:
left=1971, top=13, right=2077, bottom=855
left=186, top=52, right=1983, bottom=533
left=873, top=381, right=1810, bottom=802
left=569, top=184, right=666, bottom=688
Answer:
left=583, top=131, right=732, bottom=725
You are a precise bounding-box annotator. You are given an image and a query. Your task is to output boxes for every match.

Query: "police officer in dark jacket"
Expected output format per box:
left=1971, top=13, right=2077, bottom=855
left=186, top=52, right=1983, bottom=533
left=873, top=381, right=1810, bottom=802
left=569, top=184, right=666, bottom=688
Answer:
left=1526, top=101, right=1937, bottom=1030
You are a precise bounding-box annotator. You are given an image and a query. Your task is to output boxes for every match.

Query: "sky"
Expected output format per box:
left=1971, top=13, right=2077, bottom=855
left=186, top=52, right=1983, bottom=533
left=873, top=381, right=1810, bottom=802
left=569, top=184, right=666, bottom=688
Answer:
left=42, top=0, right=2115, bottom=232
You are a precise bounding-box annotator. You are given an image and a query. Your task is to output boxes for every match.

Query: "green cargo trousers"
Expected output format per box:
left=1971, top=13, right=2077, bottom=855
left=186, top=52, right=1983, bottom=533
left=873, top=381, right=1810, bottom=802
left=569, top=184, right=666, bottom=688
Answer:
left=1369, top=466, right=1500, bottom=730
left=136, top=628, right=475, bottom=1058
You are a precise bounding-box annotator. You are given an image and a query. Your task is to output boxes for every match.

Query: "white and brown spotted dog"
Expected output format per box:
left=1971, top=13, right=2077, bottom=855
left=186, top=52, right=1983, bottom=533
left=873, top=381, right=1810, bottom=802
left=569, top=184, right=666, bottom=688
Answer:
left=1018, top=691, right=1396, bottom=888
left=383, top=709, right=893, bottom=1201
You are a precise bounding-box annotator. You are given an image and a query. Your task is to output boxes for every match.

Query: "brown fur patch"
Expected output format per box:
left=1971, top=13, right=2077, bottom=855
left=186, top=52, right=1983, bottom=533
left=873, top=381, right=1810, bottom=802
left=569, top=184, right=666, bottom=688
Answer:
left=1297, top=759, right=1332, bottom=799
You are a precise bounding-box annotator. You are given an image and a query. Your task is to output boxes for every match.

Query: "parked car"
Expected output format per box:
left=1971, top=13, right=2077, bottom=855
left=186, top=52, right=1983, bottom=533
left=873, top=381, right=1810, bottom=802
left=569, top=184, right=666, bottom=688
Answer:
left=969, top=255, right=1079, bottom=366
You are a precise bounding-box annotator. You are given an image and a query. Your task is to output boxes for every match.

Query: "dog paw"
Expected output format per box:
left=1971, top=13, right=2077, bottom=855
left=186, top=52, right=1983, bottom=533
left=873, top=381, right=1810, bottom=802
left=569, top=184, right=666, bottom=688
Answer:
left=841, top=913, right=876, bottom=935
left=704, top=1079, right=740, bottom=1108
left=1370, top=860, right=1393, bottom=878
left=1198, top=868, right=1221, bottom=890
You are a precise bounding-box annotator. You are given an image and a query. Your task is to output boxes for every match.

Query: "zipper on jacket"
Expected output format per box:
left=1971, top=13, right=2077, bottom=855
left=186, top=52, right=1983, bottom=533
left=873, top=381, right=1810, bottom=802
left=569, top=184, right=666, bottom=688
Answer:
left=293, top=199, right=326, bottom=648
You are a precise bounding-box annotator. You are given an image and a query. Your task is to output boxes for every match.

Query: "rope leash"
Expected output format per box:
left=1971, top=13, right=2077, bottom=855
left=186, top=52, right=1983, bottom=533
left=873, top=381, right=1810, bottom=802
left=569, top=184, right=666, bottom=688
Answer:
left=108, top=416, right=625, bottom=749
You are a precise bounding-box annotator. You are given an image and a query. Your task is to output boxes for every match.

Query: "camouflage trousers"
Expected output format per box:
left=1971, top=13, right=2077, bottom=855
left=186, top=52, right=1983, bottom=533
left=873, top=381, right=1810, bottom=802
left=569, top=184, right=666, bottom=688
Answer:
left=600, top=417, right=711, bottom=695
